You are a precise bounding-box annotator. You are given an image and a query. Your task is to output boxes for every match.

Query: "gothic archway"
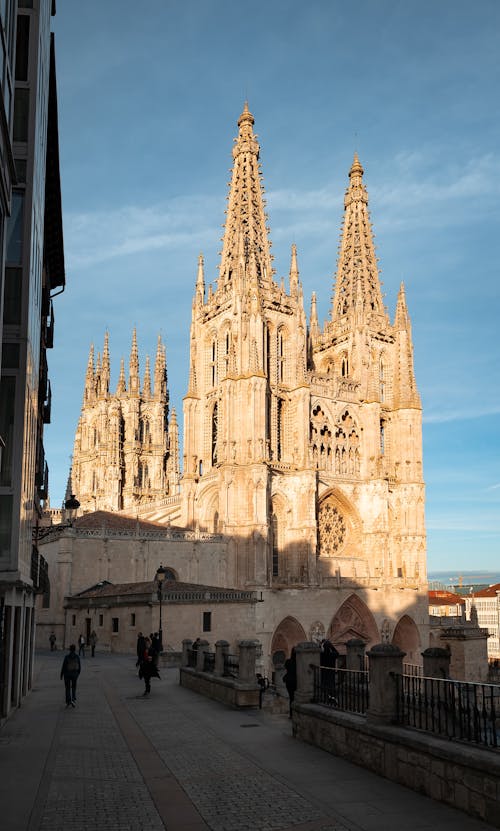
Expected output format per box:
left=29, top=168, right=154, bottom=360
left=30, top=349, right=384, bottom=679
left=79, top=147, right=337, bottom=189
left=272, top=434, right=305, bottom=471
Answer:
left=327, top=594, right=379, bottom=653
left=392, top=614, right=421, bottom=663
left=270, top=616, right=307, bottom=664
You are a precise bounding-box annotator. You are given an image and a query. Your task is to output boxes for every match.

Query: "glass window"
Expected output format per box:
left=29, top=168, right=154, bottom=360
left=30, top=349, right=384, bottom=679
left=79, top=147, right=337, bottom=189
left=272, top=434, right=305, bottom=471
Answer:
left=203, top=612, right=211, bottom=632
left=15, top=14, right=29, bottom=81
left=3, top=266, right=22, bottom=323
left=112, top=617, right=119, bottom=633
left=13, top=86, right=29, bottom=141
left=6, top=191, right=23, bottom=263
left=98, top=614, right=103, bottom=627
left=14, top=157, right=26, bottom=182
left=1, top=343, right=19, bottom=368
left=130, top=613, right=135, bottom=627
left=71, top=614, right=76, bottom=626
left=0, top=375, right=15, bottom=485
left=0, top=494, right=13, bottom=558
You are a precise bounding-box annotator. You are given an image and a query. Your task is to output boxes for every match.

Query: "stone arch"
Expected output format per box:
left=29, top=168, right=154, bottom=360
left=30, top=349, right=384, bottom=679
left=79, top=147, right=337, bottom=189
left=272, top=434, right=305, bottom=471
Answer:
left=197, top=485, right=220, bottom=533
left=276, top=324, right=289, bottom=385
left=333, top=409, right=360, bottom=476
left=270, top=492, right=289, bottom=579
left=310, top=400, right=334, bottom=470
left=327, top=594, right=379, bottom=653
left=270, top=616, right=307, bottom=663
left=392, top=614, right=421, bottom=663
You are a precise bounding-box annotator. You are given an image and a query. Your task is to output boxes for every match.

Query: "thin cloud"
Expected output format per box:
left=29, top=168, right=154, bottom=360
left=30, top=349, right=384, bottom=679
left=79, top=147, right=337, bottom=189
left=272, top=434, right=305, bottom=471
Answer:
left=423, top=404, right=500, bottom=424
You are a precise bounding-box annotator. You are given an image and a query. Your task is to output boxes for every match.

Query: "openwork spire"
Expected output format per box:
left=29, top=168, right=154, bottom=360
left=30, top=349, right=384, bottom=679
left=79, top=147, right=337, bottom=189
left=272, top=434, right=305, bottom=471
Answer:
left=129, top=328, right=139, bottom=394
left=143, top=355, right=151, bottom=398
left=218, top=103, right=274, bottom=288
left=101, top=331, right=110, bottom=394
left=332, top=155, right=385, bottom=323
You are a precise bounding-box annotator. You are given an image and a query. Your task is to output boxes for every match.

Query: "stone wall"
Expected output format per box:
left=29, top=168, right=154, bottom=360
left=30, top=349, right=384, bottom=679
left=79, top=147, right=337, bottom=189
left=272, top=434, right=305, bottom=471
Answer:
left=293, top=704, right=500, bottom=827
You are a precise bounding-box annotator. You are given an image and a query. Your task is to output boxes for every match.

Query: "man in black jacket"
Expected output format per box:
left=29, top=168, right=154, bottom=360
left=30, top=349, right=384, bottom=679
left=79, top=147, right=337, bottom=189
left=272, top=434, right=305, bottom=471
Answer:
left=60, top=644, right=81, bottom=707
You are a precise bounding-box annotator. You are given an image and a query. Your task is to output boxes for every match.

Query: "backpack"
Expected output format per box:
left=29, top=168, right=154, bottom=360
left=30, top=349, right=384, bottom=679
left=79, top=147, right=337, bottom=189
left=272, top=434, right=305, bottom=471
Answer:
left=66, top=654, right=79, bottom=673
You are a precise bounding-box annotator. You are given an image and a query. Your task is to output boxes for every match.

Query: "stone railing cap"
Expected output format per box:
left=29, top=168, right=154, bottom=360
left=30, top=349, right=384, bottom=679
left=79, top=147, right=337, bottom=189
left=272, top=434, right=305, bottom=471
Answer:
left=295, top=641, right=321, bottom=652
left=368, top=643, right=406, bottom=657
left=421, top=647, right=450, bottom=657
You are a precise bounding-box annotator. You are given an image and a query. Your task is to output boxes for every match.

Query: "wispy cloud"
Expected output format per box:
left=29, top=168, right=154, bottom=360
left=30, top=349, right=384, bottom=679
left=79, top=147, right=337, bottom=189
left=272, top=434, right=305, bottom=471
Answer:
left=423, top=404, right=500, bottom=424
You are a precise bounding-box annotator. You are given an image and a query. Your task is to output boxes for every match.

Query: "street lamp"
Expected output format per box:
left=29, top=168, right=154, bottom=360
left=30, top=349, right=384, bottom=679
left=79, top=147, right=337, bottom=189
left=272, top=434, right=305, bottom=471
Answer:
left=155, top=564, right=168, bottom=652
left=64, top=494, right=80, bottom=526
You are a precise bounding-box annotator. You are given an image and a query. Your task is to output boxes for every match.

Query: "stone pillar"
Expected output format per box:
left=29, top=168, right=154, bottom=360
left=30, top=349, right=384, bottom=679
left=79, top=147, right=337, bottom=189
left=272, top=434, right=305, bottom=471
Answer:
left=196, top=639, right=209, bottom=672
left=346, top=638, right=366, bottom=671
left=295, top=642, right=321, bottom=705
left=215, top=640, right=229, bottom=676
left=182, top=639, right=193, bottom=667
left=238, top=640, right=260, bottom=684
left=367, top=643, right=405, bottom=725
left=422, top=647, right=450, bottom=679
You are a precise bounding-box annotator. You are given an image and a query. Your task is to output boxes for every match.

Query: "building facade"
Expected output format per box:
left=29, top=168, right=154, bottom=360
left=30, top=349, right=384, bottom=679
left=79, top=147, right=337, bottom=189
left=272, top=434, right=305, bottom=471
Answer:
left=0, top=0, right=64, bottom=721
left=465, top=584, right=500, bottom=662
left=44, top=104, right=428, bottom=669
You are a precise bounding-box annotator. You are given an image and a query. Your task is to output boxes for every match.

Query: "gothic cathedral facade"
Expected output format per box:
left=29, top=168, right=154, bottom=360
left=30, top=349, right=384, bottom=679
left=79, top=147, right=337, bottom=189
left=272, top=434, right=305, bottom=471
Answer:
left=68, top=104, right=428, bottom=657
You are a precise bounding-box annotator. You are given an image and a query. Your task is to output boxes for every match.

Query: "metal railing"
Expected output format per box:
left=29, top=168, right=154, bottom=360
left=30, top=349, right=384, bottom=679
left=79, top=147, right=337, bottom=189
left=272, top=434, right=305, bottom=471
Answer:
left=312, top=665, right=369, bottom=714
left=403, top=663, right=423, bottom=677
left=223, top=653, right=239, bottom=678
left=203, top=651, right=215, bottom=673
left=187, top=648, right=197, bottom=668
left=396, top=674, right=500, bottom=750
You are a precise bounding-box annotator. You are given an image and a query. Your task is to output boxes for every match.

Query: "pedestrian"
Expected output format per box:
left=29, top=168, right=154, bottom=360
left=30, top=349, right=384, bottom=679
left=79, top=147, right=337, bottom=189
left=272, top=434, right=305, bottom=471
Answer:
left=283, top=647, right=297, bottom=718
left=320, top=639, right=339, bottom=702
left=151, top=632, right=160, bottom=664
left=49, top=632, right=56, bottom=651
left=138, top=636, right=160, bottom=696
left=60, top=644, right=81, bottom=707
left=192, top=637, right=201, bottom=651
left=136, top=632, right=146, bottom=666
left=89, top=630, right=97, bottom=657
left=78, top=633, right=86, bottom=656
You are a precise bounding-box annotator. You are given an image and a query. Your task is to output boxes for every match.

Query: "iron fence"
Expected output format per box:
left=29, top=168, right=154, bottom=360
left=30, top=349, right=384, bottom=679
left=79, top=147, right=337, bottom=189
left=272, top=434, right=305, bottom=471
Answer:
left=403, top=663, right=423, bottom=677
left=396, top=674, right=500, bottom=750
left=312, top=665, right=369, bottom=714
left=223, top=653, right=239, bottom=678
left=203, top=651, right=215, bottom=672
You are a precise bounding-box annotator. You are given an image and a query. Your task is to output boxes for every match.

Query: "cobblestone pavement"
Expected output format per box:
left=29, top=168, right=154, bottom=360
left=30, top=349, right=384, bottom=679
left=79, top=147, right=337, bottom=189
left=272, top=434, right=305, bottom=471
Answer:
left=0, top=652, right=495, bottom=831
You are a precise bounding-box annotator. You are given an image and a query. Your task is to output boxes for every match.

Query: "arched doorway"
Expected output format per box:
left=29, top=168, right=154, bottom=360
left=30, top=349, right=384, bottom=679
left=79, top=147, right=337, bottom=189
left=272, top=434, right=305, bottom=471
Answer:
left=328, top=594, right=379, bottom=654
left=270, top=616, right=307, bottom=667
left=392, top=614, right=421, bottom=663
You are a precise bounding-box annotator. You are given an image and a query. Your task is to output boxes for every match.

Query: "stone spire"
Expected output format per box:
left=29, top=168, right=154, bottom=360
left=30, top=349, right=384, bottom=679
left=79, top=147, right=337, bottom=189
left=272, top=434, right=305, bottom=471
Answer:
left=129, top=328, right=139, bottom=395
left=142, top=356, right=151, bottom=398
left=167, top=407, right=180, bottom=488
left=289, top=243, right=299, bottom=296
left=116, top=358, right=126, bottom=395
left=218, top=102, right=274, bottom=289
left=310, top=292, right=319, bottom=341
left=154, top=335, right=167, bottom=400
left=101, top=331, right=110, bottom=395
left=393, top=282, right=420, bottom=408
left=195, top=253, right=205, bottom=305
left=84, top=343, right=95, bottom=403
left=331, top=154, right=385, bottom=323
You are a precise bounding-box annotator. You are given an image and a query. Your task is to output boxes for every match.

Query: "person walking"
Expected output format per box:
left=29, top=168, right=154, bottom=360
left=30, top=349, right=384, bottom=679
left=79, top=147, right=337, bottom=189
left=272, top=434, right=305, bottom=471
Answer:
left=49, top=632, right=56, bottom=651
left=89, top=630, right=97, bottom=657
left=60, top=644, right=81, bottom=707
left=283, top=647, right=297, bottom=719
left=136, top=632, right=146, bottom=667
left=138, top=636, right=160, bottom=696
left=78, top=634, right=86, bottom=657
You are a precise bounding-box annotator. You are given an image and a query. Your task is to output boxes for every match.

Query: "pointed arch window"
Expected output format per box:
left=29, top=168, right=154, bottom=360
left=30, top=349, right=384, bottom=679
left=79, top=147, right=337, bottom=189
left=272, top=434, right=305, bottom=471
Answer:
left=264, top=323, right=271, bottom=380
left=211, top=403, right=218, bottom=466
left=380, top=419, right=385, bottom=455
left=223, top=331, right=231, bottom=375
left=271, top=513, right=279, bottom=577
left=210, top=339, right=218, bottom=387
left=334, top=410, right=360, bottom=476
left=277, top=398, right=284, bottom=461
left=341, top=353, right=349, bottom=378
left=277, top=328, right=285, bottom=383
left=139, top=417, right=150, bottom=445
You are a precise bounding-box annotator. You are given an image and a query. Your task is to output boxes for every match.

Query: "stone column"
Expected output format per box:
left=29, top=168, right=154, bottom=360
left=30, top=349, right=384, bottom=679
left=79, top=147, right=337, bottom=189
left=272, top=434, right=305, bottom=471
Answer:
left=196, top=639, right=209, bottom=672
left=422, top=647, right=450, bottom=679
left=182, top=639, right=193, bottom=667
left=367, top=643, right=405, bottom=725
left=215, top=640, right=229, bottom=676
left=295, top=642, right=321, bottom=704
left=238, top=640, right=260, bottom=684
left=346, top=638, right=366, bottom=671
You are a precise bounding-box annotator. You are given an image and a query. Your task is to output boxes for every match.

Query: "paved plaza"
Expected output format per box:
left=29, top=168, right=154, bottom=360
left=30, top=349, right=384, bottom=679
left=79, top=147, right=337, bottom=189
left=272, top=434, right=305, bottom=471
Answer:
left=0, top=652, right=495, bottom=831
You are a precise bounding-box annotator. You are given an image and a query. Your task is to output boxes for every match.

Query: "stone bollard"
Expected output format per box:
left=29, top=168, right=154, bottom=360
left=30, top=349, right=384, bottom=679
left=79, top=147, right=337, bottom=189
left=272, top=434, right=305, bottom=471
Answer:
left=182, top=639, right=193, bottom=667
left=238, top=640, right=260, bottom=684
left=367, top=643, right=405, bottom=725
left=196, top=639, right=209, bottom=672
left=346, top=638, right=366, bottom=671
left=215, top=640, right=230, bottom=676
left=295, top=642, right=321, bottom=705
left=422, top=646, right=450, bottom=679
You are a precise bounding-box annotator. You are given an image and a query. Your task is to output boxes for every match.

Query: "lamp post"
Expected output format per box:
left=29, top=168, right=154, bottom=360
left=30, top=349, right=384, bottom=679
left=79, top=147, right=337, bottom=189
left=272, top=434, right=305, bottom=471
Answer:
left=64, top=494, right=80, bottom=526
left=155, top=564, right=168, bottom=652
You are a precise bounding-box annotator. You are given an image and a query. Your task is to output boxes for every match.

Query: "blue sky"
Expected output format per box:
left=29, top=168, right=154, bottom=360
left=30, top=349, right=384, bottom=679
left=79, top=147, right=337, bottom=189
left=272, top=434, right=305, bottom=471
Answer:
left=47, top=0, right=500, bottom=572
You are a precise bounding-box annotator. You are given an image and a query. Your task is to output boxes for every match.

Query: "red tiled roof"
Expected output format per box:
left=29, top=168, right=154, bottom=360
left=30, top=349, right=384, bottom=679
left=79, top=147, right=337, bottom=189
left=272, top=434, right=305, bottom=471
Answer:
left=428, top=590, right=465, bottom=605
left=74, top=580, right=248, bottom=599
left=470, top=583, right=500, bottom=598
left=74, top=511, right=181, bottom=533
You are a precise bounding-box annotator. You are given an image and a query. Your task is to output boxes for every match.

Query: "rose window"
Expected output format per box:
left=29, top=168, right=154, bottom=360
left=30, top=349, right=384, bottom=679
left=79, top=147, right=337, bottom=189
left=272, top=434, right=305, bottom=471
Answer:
left=318, top=501, right=346, bottom=556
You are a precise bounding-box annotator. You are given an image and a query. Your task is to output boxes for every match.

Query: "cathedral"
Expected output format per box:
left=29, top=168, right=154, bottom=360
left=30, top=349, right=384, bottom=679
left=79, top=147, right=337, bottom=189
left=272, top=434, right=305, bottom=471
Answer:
left=40, top=104, right=428, bottom=663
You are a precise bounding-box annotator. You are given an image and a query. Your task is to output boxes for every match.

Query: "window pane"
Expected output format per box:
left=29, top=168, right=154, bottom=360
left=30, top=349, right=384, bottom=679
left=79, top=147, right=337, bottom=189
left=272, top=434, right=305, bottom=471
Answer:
left=6, top=191, right=23, bottom=262
left=1, top=342, right=19, bottom=368
left=3, top=266, right=22, bottom=322
left=15, top=15, right=29, bottom=82
left=0, top=494, right=13, bottom=557
left=13, top=86, right=29, bottom=141
left=0, top=375, right=15, bottom=485
left=14, top=157, right=26, bottom=183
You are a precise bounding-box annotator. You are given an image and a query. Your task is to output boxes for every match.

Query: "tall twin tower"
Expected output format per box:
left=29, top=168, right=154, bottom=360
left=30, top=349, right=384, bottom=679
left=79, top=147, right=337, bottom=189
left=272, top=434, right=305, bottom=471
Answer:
left=71, top=103, right=426, bottom=589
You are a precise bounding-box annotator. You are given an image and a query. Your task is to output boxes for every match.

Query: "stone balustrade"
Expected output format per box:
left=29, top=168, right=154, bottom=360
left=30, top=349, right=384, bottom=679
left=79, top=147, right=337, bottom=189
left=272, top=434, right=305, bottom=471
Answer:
left=179, top=638, right=261, bottom=709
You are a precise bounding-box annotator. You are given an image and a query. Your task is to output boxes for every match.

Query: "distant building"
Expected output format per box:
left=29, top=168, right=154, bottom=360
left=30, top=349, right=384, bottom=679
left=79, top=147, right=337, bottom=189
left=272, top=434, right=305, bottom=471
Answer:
left=0, top=1, right=65, bottom=721
left=428, top=590, right=465, bottom=618
left=465, top=584, right=500, bottom=662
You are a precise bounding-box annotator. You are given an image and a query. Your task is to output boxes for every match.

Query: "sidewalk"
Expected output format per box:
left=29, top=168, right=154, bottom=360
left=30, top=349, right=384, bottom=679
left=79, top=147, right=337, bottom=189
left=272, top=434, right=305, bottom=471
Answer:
left=0, top=651, right=495, bottom=831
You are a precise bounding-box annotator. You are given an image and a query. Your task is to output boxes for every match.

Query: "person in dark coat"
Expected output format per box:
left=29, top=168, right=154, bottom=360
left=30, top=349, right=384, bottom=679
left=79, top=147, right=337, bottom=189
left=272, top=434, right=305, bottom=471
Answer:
left=60, top=644, right=81, bottom=707
left=283, top=647, right=297, bottom=718
left=136, top=632, right=146, bottom=666
left=139, top=637, right=161, bottom=696
left=320, top=639, right=339, bottom=700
